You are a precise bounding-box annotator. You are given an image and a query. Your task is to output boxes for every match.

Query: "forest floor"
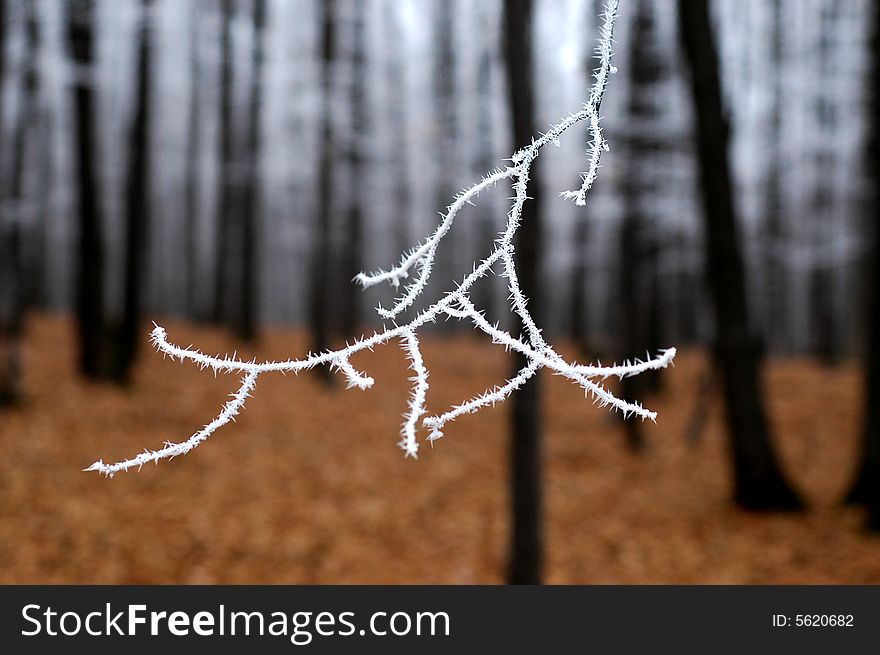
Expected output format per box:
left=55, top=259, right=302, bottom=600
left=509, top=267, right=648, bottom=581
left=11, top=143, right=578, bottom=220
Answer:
left=0, top=314, right=877, bottom=583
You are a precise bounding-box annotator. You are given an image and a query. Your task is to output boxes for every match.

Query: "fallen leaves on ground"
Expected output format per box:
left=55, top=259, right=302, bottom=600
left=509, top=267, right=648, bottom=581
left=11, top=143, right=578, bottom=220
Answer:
left=0, top=314, right=876, bottom=583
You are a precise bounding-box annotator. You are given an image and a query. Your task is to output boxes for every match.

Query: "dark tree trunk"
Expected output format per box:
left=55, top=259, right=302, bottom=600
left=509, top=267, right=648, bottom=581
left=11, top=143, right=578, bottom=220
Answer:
left=184, top=2, right=202, bottom=319
left=214, top=0, right=236, bottom=324
left=618, top=207, right=645, bottom=452
left=809, top=5, right=841, bottom=365
left=644, top=226, right=663, bottom=393
left=503, top=0, right=543, bottom=585
left=617, top=0, right=664, bottom=451
left=235, top=0, right=266, bottom=342
left=845, top=0, right=880, bottom=531
left=473, top=5, right=497, bottom=320
left=118, top=0, right=153, bottom=381
left=569, top=5, right=598, bottom=353
left=68, top=0, right=114, bottom=380
left=430, top=0, right=457, bottom=314
left=570, top=215, right=589, bottom=352
left=846, top=214, right=880, bottom=530
left=24, top=2, right=50, bottom=311
left=762, top=0, right=786, bottom=354
left=0, top=0, right=36, bottom=406
left=383, top=0, right=411, bottom=270
left=339, top=0, right=365, bottom=339
left=677, top=0, right=802, bottom=510
left=0, top=218, right=23, bottom=406
left=309, top=0, right=336, bottom=374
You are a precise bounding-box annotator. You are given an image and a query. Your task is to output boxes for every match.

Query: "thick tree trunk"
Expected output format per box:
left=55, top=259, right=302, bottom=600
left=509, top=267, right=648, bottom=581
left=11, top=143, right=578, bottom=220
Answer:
left=383, top=0, right=411, bottom=274
left=619, top=207, right=645, bottom=452
left=503, top=0, right=543, bottom=585
left=184, top=3, right=202, bottom=319
left=618, top=0, right=664, bottom=450
left=118, top=0, right=153, bottom=381
left=0, top=208, right=23, bottom=405
left=339, top=0, right=365, bottom=339
left=570, top=217, right=589, bottom=350
left=678, top=0, right=802, bottom=510
left=68, top=0, right=115, bottom=380
left=473, top=9, right=496, bottom=321
left=762, top=0, right=786, bottom=355
left=235, top=0, right=266, bottom=342
left=846, top=218, right=880, bottom=529
left=809, top=5, right=841, bottom=366
left=0, top=230, right=23, bottom=406
left=430, top=0, right=457, bottom=317
left=214, top=0, right=236, bottom=325
left=845, top=0, right=880, bottom=531
left=0, top=0, right=36, bottom=406
left=309, top=0, right=336, bottom=377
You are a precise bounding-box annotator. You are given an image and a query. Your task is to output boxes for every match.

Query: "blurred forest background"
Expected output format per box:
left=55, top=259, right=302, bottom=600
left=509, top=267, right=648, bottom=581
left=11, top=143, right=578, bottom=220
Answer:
left=1, top=0, right=879, bottom=584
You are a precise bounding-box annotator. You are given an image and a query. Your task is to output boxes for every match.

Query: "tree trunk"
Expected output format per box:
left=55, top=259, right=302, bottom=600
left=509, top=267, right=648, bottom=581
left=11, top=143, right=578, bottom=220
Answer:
left=473, top=4, right=497, bottom=320
left=845, top=0, right=880, bottom=531
left=618, top=0, right=665, bottom=450
left=677, top=0, right=802, bottom=510
left=309, top=0, right=336, bottom=376
left=618, top=206, right=645, bottom=452
left=184, top=2, right=202, bottom=319
left=25, top=3, right=50, bottom=311
left=846, top=214, right=880, bottom=529
left=0, top=220, right=23, bottom=406
left=68, top=0, right=114, bottom=380
left=809, top=5, right=841, bottom=365
left=0, top=0, right=36, bottom=406
left=339, top=0, right=365, bottom=339
left=503, top=0, right=543, bottom=585
left=762, top=0, right=786, bottom=355
left=570, top=216, right=589, bottom=351
left=118, top=0, right=153, bottom=381
left=235, top=0, right=266, bottom=342
left=430, top=0, right=457, bottom=316
left=214, top=0, right=236, bottom=325
left=383, top=0, right=411, bottom=273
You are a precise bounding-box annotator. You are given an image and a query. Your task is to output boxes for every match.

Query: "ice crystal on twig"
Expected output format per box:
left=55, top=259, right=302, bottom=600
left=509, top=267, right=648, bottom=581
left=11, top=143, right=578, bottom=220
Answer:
left=88, top=0, right=675, bottom=476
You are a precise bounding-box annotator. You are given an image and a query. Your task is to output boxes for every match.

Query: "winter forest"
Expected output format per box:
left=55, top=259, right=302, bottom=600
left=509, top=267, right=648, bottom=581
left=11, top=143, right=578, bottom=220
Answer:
left=1, top=0, right=879, bottom=585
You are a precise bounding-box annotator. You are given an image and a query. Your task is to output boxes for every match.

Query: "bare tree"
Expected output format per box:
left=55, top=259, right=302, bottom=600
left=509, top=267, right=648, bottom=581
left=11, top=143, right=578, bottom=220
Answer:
left=429, top=0, right=458, bottom=311
left=68, top=0, right=114, bottom=380
left=0, top=0, right=38, bottom=405
left=184, top=1, right=203, bottom=318
left=309, top=0, right=336, bottom=373
left=214, top=0, right=238, bottom=326
left=678, top=0, right=802, bottom=510
left=382, top=0, right=411, bottom=265
left=762, top=0, right=786, bottom=355
left=118, top=0, right=154, bottom=379
left=845, top=0, right=880, bottom=531
left=617, top=0, right=665, bottom=451
left=570, top=1, right=598, bottom=354
left=503, top=0, right=543, bottom=585
left=472, top=1, right=498, bottom=321
left=570, top=216, right=590, bottom=354
left=235, top=0, right=266, bottom=341
left=338, top=0, right=365, bottom=339
left=808, top=2, right=842, bottom=364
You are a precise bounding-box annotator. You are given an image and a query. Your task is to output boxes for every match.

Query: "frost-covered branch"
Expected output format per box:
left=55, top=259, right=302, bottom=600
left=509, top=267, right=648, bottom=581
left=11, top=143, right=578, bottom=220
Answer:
left=354, top=166, right=515, bottom=318
left=88, top=0, right=675, bottom=477
left=86, top=371, right=259, bottom=476
left=399, top=329, right=428, bottom=458
left=560, top=0, right=618, bottom=206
